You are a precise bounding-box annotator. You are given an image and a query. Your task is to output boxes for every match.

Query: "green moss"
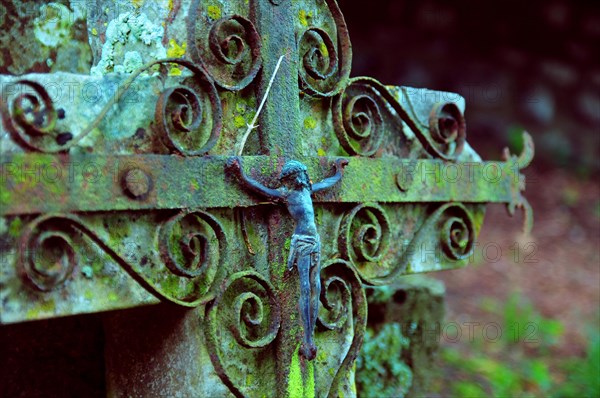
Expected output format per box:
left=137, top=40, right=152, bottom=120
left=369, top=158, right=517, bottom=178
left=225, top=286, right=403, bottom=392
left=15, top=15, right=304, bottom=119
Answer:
left=319, top=42, right=329, bottom=58
left=288, top=353, right=302, bottom=396
left=1, top=188, right=12, bottom=207
left=34, top=3, right=74, bottom=48
left=236, top=102, right=247, bottom=115
left=91, top=256, right=104, bottom=273
left=306, top=358, right=315, bottom=396
left=288, top=345, right=315, bottom=398
left=162, top=275, right=181, bottom=296
left=356, top=323, right=413, bottom=397
left=8, top=217, right=22, bottom=238
left=317, top=349, right=327, bottom=362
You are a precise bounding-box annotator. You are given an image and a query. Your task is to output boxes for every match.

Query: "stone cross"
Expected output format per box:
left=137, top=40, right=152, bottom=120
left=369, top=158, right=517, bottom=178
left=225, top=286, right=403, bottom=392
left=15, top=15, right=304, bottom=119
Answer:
left=0, top=0, right=533, bottom=396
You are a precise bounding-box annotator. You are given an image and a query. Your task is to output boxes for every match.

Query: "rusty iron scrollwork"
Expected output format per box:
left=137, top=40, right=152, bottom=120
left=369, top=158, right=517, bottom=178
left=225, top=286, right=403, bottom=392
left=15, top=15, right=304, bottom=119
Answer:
left=338, top=203, right=392, bottom=283
left=205, top=270, right=281, bottom=398
left=316, top=259, right=367, bottom=398
left=437, top=204, right=476, bottom=261
left=155, top=63, right=223, bottom=156
left=0, top=80, right=61, bottom=152
left=16, top=212, right=224, bottom=307
left=1, top=59, right=223, bottom=155
left=159, top=210, right=226, bottom=281
left=297, top=0, right=352, bottom=97
left=503, top=131, right=535, bottom=234
left=334, top=77, right=467, bottom=160
left=188, top=4, right=262, bottom=91
left=332, top=81, right=385, bottom=156
left=18, top=214, right=77, bottom=292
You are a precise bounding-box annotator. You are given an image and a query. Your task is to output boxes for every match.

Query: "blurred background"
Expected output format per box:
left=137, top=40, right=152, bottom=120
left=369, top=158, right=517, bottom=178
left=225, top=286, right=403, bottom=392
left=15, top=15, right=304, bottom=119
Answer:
left=341, top=0, right=599, bottom=396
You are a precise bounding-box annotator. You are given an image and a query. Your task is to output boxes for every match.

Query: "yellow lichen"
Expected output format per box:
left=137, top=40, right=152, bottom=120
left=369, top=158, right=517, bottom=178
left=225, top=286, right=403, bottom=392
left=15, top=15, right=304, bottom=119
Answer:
left=299, top=9, right=308, bottom=27
left=169, top=67, right=182, bottom=76
left=319, top=41, right=329, bottom=57
left=132, top=0, right=144, bottom=8
left=167, top=39, right=187, bottom=57
left=207, top=5, right=222, bottom=20
left=91, top=27, right=98, bottom=36
left=317, top=148, right=326, bottom=157
left=303, top=116, right=317, bottom=130
left=234, top=115, right=246, bottom=128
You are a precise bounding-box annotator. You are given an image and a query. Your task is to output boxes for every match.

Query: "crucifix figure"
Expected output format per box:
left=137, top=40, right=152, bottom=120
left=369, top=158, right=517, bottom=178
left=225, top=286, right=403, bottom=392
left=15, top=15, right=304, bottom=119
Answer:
left=226, top=157, right=348, bottom=360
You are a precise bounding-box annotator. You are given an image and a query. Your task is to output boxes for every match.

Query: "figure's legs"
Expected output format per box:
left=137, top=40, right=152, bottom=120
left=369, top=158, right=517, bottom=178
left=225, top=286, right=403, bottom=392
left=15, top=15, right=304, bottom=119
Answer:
left=298, top=255, right=316, bottom=360
left=308, top=251, right=321, bottom=356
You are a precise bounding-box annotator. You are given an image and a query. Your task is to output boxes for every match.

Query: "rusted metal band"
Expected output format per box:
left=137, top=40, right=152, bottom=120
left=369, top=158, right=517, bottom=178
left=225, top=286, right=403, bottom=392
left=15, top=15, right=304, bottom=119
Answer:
left=1, top=154, right=523, bottom=215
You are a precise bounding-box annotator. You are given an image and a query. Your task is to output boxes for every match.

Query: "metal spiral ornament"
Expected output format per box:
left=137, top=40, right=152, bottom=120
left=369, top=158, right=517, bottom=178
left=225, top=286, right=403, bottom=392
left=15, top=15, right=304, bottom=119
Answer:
left=334, top=77, right=467, bottom=160
left=297, top=0, right=352, bottom=97
left=226, top=272, right=281, bottom=348
left=428, top=102, right=466, bottom=159
left=205, top=271, right=281, bottom=397
left=188, top=3, right=262, bottom=91
left=0, top=80, right=63, bottom=152
left=155, top=61, right=223, bottom=156
left=17, top=215, right=77, bottom=292
left=438, top=204, right=475, bottom=260
left=338, top=203, right=391, bottom=281
left=298, top=27, right=338, bottom=96
left=159, top=210, right=226, bottom=280
left=333, top=80, right=385, bottom=156
left=316, top=260, right=367, bottom=398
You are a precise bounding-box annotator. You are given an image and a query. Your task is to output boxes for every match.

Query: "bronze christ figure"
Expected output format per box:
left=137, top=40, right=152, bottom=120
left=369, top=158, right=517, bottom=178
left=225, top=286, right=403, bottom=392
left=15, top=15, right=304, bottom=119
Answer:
left=226, top=157, right=348, bottom=360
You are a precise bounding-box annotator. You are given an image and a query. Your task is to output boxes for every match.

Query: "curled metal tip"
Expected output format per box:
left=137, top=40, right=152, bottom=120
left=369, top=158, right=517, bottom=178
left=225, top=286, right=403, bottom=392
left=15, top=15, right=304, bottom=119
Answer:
left=502, top=131, right=535, bottom=169
left=506, top=197, right=533, bottom=235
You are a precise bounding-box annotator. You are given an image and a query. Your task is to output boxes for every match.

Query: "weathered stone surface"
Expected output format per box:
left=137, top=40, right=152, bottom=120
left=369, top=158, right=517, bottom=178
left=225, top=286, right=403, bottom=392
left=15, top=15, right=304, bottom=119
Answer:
left=0, top=1, right=92, bottom=75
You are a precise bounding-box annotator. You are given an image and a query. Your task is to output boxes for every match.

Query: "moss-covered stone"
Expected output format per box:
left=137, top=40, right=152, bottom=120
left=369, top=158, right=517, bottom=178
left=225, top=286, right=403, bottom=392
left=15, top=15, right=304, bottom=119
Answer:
left=357, top=276, right=445, bottom=397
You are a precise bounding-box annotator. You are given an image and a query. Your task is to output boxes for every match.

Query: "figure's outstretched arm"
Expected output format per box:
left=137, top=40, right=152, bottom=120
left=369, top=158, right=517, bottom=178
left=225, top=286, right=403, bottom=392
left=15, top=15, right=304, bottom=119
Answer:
left=225, top=157, right=284, bottom=202
left=312, top=159, right=349, bottom=193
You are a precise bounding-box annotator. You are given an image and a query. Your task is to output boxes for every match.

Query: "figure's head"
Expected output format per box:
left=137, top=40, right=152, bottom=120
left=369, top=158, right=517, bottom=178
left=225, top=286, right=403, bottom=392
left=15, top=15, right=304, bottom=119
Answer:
left=280, top=160, right=310, bottom=190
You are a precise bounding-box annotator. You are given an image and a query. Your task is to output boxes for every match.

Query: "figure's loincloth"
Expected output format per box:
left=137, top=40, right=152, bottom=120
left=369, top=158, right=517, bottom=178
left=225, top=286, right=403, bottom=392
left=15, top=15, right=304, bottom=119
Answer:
left=287, top=233, right=321, bottom=271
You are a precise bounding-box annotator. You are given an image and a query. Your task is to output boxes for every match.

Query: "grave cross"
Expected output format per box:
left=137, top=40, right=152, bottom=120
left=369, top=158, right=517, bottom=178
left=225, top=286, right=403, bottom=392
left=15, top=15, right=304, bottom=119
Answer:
left=0, top=1, right=533, bottom=397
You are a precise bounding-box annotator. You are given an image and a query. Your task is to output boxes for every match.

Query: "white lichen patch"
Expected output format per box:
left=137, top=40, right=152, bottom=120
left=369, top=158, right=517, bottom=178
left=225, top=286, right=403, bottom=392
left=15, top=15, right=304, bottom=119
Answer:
left=34, top=3, right=75, bottom=48
left=91, top=12, right=167, bottom=76
left=122, top=50, right=144, bottom=73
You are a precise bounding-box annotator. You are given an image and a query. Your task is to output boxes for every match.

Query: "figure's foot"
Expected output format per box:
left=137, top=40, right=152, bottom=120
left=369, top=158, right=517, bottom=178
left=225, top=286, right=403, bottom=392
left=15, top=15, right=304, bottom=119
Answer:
left=300, top=343, right=317, bottom=361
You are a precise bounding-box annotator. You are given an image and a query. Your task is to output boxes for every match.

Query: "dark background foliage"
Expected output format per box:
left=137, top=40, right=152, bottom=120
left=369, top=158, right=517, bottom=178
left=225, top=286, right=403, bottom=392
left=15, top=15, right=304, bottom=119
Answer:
left=342, top=0, right=600, bottom=175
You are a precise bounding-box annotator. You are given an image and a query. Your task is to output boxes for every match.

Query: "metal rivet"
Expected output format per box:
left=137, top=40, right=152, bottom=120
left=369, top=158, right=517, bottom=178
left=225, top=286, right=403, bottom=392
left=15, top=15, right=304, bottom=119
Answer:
left=396, top=172, right=411, bottom=192
left=123, top=168, right=152, bottom=199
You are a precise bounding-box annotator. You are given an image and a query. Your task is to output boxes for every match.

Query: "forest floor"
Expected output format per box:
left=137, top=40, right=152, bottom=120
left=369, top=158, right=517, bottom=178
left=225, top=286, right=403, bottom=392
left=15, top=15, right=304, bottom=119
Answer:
left=430, top=167, right=600, bottom=397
